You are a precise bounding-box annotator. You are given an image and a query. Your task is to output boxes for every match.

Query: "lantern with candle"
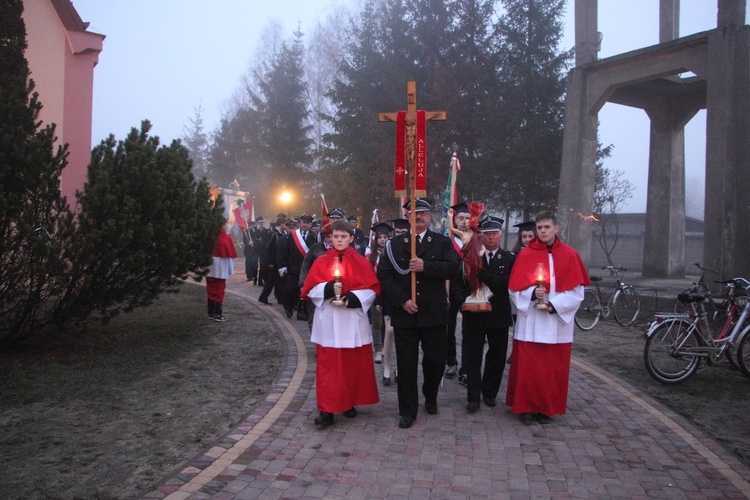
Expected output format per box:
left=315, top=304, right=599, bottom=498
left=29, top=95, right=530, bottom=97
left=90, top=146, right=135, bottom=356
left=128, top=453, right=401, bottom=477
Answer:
left=534, top=262, right=549, bottom=310
left=331, top=260, right=345, bottom=306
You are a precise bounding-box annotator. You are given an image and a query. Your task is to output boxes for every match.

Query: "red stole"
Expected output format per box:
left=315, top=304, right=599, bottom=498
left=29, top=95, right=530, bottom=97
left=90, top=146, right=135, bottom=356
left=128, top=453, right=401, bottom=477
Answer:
left=508, top=237, right=590, bottom=293
left=213, top=227, right=237, bottom=258
left=301, top=246, right=381, bottom=299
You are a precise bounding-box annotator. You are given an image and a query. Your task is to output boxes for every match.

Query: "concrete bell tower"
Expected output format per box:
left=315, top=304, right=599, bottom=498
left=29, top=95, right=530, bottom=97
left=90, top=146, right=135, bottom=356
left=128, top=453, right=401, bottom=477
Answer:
left=557, top=0, right=749, bottom=280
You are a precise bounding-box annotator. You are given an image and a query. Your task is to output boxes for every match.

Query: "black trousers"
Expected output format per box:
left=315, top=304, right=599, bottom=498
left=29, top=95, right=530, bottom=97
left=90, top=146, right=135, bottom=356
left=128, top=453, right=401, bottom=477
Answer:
left=258, top=267, right=277, bottom=302
left=245, top=251, right=257, bottom=281
left=463, top=324, right=509, bottom=403
left=395, top=324, right=448, bottom=419
left=446, top=302, right=459, bottom=367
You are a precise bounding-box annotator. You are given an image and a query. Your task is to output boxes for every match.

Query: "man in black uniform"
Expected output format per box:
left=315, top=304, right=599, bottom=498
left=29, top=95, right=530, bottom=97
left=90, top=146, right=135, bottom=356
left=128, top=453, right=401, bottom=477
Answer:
left=279, top=214, right=316, bottom=320
left=242, top=224, right=255, bottom=282
left=258, top=214, right=286, bottom=305
left=244, top=216, right=268, bottom=285
left=327, top=207, right=345, bottom=223
left=453, top=216, right=515, bottom=413
left=378, top=199, right=460, bottom=429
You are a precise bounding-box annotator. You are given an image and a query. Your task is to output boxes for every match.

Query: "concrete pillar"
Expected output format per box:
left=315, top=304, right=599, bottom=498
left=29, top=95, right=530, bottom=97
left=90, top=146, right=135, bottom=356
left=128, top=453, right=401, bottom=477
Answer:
left=642, top=101, right=699, bottom=278
left=703, top=26, right=750, bottom=280
left=659, top=0, right=680, bottom=42
left=557, top=68, right=599, bottom=263
left=575, top=0, right=598, bottom=65
left=718, top=0, right=746, bottom=29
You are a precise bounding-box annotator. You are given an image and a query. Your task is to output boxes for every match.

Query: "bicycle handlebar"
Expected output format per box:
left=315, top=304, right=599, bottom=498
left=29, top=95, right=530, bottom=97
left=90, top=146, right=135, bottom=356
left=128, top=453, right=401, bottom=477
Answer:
left=693, top=263, right=718, bottom=275
left=715, top=278, right=750, bottom=293
left=602, top=265, right=626, bottom=272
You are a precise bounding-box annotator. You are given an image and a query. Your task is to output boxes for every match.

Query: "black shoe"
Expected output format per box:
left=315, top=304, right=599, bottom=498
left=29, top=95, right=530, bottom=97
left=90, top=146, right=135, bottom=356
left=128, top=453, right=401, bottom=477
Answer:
left=535, top=413, right=553, bottom=425
left=258, top=298, right=270, bottom=305
left=286, top=310, right=293, bottom=318
left=425, top=400, right=437, bottom=415
left=483, top=397, right=497, bottom=408
left=519, top=413, right=535, bottom=426
left=444, top=365, right=458, bottom=379
left=382, top=377, right=391, bottom=386
left=297, top=314, right=308, bottom=321
left=343, top=407, right=357, bottom=418
left=314, top=412, right=334, bottom=428
left=457, top=374, right=468, bottom=387
left=398, top=416, right=414, bottom=428
left=466, top=401, right=480, bottom=413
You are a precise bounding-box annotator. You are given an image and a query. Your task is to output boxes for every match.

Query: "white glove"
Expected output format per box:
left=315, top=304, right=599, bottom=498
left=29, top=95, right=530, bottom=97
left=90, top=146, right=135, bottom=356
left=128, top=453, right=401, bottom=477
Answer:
left=278, top=267, right=287, bottom=277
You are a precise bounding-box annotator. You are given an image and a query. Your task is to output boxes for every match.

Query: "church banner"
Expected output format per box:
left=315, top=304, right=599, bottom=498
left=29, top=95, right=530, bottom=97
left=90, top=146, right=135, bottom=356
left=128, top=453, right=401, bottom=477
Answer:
left=415, top=110, right=427, bottom=197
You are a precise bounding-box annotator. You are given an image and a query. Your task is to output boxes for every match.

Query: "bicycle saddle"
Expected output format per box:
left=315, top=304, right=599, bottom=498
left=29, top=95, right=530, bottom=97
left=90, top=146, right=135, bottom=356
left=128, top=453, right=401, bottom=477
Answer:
left=590, top=276, right=602, bottom=282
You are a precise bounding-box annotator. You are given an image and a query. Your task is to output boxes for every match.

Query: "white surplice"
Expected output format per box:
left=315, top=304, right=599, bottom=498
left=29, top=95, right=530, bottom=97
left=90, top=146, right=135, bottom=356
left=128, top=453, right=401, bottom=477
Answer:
left=510, top=253, right=584, bottom=345
left=307, top=284, right=376, bottom=348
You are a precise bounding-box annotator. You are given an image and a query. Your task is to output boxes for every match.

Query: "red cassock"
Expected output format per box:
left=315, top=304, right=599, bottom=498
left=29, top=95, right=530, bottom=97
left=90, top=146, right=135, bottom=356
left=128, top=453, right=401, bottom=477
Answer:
left=506, top=237, right=589, bottom=417
left=301, top=246, right=381, bottom=413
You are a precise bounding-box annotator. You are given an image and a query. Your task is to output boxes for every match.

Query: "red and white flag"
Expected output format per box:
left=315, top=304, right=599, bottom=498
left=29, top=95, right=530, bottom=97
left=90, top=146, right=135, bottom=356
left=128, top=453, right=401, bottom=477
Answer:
left=233, top=199, right=253, bottom=231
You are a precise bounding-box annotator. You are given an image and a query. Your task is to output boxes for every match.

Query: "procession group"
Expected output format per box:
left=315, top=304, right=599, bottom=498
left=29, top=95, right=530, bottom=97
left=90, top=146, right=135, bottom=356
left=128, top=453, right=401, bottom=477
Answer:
left=240, top=201, right=590, bottom=430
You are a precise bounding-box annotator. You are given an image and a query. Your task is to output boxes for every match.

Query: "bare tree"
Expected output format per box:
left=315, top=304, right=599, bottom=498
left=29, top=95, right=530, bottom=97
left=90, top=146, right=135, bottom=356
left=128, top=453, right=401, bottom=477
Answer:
left=305, top=5, right=350, bottom=172
left=594, top=159, right=635, bottom=267
left=685, top=175, right=705, bottom=220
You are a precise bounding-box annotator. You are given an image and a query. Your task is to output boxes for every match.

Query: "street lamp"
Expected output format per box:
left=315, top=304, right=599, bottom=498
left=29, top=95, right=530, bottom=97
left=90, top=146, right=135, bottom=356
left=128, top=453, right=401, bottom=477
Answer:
left=279, top=188, right=292, bottom=215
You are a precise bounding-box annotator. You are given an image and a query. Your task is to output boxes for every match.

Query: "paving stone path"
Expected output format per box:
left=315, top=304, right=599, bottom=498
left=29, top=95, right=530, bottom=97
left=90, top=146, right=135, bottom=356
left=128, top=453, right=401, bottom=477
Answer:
left=143, top=275, right=750, bottom=499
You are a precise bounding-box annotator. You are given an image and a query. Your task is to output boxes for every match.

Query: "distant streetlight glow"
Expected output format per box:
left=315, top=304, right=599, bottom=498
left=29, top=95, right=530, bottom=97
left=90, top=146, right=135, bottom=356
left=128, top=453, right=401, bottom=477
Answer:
left=279, top=191, right=291, bottom=203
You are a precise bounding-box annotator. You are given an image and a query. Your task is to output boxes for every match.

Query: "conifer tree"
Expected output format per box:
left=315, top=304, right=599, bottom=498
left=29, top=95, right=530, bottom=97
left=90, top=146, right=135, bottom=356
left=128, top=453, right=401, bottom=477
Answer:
left=182, top=103, right=209, bottom=178
left=64, top=121, right=224, bottom=323
left=491, top=0, right=571, bottom=215
left=251, top=29, right=313, bottom=180
left=324, top=0, right=419, bottom=215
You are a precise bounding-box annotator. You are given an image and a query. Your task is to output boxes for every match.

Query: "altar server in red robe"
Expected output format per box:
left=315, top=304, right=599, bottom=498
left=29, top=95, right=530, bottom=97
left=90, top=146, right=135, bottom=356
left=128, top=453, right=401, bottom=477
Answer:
left=301, top=220, right=381, bottom=428
left=206, top=226, right=238, bottom=322
left=506, top=210, right=590, bottom=425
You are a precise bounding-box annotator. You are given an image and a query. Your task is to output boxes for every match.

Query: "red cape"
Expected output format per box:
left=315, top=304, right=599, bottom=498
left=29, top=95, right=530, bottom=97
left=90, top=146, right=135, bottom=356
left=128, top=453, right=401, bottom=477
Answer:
left=213, top=227, right=237, bottom=258
left=508, top=237, right=590, bottom=293
left=301, top=246, right=380, bottom=299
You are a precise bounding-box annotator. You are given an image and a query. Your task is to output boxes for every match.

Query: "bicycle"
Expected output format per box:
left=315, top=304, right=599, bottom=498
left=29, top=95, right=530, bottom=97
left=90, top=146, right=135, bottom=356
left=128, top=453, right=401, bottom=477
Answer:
left=671, top=263, right=742, bottom=370
left=643, top=277, right=750, bottom=384
left=674, top=263, right=719, bottom=315
left=574, top=265, right=641, bottom=330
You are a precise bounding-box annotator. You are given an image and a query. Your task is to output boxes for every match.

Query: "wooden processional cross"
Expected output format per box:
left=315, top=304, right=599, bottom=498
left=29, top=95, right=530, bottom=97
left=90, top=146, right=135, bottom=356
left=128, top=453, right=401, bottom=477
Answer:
left=378, top=81, right=446, bottom=302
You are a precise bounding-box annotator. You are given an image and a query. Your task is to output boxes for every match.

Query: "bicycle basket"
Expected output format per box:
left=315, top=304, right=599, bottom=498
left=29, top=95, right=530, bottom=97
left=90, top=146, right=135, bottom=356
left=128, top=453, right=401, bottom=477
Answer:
left=677, top=292, right=708, bottom=303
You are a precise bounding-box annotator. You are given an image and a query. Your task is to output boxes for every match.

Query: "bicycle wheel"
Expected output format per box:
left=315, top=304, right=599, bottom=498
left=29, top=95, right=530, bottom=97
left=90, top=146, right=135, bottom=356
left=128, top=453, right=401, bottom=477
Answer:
left=613, top=286, right=641, bottom=327
left=643, top=320, right=701, bottom=384
left=575, top=288, right=601, bottom=331
left=737, top=325, right=750, bottom=377
left=725, top=347, right=741, bottom=370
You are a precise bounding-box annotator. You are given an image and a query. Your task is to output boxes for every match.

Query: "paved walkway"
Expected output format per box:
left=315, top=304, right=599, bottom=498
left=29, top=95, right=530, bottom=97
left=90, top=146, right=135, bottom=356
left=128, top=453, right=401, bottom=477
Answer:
left=144, top=274, right=750, bottom=499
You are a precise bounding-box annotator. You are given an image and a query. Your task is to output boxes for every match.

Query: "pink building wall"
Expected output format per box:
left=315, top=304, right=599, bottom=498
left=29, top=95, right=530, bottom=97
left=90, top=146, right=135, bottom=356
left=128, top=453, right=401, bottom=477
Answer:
left=22, top=0, right=104, bottom=206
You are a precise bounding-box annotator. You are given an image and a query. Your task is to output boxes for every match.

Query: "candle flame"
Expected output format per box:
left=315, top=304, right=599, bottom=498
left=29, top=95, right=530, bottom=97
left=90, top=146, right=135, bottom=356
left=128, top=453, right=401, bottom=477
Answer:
left=535, top=263, right=547, bottom=283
